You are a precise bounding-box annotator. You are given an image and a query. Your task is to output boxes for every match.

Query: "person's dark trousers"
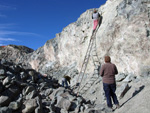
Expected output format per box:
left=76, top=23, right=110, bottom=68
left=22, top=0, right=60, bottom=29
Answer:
left=62, top=78, right=68, bottom=88
left=103, top=83, right=119, bottom=108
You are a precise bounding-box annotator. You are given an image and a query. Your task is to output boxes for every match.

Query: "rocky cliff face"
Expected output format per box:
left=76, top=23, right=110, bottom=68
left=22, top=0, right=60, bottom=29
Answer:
left=27, top=0, right=150, bottom=77
left=0, top=45, right=33, bottom=68
left=1, top=0, right=150, bottom=85
left=1, top=0, right=150, bottom=113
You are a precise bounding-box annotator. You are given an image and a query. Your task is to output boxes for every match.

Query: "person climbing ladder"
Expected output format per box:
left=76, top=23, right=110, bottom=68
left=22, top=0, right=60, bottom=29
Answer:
left=92, top=9, right=101, bottom=33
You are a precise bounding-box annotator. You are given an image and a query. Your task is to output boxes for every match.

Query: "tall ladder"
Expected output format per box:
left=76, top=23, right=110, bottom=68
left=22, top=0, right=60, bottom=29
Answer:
left=76, top=26, right=101, bottom=95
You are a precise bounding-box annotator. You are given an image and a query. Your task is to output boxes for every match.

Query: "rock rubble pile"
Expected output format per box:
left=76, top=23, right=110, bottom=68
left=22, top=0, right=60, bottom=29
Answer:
left=0, top=58, right=114, bottom=113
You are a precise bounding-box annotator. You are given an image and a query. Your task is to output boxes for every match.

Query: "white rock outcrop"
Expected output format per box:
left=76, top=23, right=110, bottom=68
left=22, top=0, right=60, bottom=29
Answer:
left=28, top=0, right=150, bottom=77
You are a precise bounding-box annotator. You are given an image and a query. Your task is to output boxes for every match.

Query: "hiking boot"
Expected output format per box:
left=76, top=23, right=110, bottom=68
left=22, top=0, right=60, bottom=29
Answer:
left=116, top=104, right=120, bottom=109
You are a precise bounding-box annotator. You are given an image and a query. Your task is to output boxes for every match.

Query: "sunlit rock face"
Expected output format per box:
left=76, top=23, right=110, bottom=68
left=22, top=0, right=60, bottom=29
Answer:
left=1, top=0, right=150, bottom=77
left=1, top=1, right=150, bottom=112
left=0, top=45, right=33, bottom=68
left=27, top=0, right=150, bottom=77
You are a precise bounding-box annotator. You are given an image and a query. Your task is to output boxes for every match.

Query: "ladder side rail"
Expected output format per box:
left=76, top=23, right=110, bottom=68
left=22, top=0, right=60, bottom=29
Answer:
left=79, top=70, right=100, bottom=95
left=77, top=31, right=97, bottom=85
left=77, top=38, right=95, bottom=94
left=78, top=33, right=99, bottom=92
left=77, top=24, right=100, bottom=95
left=80, top=68, right=102, bottom=95
left=76, top=34, right=95, bottom=83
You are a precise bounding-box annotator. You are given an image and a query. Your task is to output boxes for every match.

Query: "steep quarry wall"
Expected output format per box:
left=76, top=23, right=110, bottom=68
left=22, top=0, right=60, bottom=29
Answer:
left=1, top=0, right=150, bottom=112
left=28, top=0, right=150, bottom=78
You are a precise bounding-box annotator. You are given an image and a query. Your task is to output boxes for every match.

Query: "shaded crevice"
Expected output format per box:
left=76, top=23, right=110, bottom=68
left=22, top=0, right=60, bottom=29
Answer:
left=147, top=29, right=150, bottom=37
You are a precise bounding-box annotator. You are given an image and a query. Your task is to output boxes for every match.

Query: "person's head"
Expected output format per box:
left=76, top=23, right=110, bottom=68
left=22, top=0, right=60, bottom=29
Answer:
left=94, top=10, right=97, bottom=13
left=104, top=56, right=111, bottom=63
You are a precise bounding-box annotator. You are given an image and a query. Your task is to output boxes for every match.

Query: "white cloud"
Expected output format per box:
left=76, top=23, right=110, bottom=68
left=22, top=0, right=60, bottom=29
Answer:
left=0, top=30, right=41, bottom=37
left=0, top=43, right=6, bottom=46
left=0, top=29, right=42, bottom=46
left=0, top=38, right=17, bottom=41
left=0, top=37, right=18, bottom=46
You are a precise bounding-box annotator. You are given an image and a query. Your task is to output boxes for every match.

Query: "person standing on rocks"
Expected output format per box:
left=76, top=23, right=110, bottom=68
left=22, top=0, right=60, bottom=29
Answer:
left=28, top=70, right=38, bottom=83
left=92, top=9, right=100, bottom=33
left=100, top=56, right=120, bottom=110
left=61, top=75, right=71, bottom=88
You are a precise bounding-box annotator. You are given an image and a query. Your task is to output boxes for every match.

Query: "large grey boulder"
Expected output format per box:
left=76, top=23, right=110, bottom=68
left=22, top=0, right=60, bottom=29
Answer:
left=0, top=96, right=11, bottom=107
left=55, top=96, right=71, bottom=110
left=22, top=99, right=37, bottom=113
left=8, top=101, right=20, bottom=111
left=117, top=82, right=130, bottom=99
left=49, top=87, right=65, bottom=100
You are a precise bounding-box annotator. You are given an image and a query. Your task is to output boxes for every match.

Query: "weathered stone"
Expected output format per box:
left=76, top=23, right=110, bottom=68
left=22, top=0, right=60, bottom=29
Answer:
left=20, top=72, right=28, bottom=80
left=0, top=59, right=7, bottom=65
left=60, top=109, right=68, bottom=113
left=123, top=73, right=136, bottom=82
left=0, top=86, right=20, bottom=106
left=83, top=104, right=93, bottom=110
left=0, top=76, right=5, bottom=80
left=35, top=96, right=43, bottom=113
left=22, top=99, right=37, bottom=113
left=74, top=106, right=79, bottom=113
left=2, top=76, right=11, bottom=86
left=8, top=101, right=20, bottom=110
left=0, top=96, right=11, bottom=106
left=23, top=86, right=35, bottom=95
left=116, top=73, right=126, bottom=82
left=0, top=107, right=12, bottom=113
left=0, top=69, right=5, bottom=76
left=8, top=86, right=20, bottom=98
left=76, top=96, right=85, bottom=105
left=25, top=90, right=37, bottom=100
left=60, top=92, right=76, bottom=102
left=45, top=88, right=53, bottom=96
left=94, top=104, right=105, bottom=111
left=140, top=66, right=150, bottom=77
left=84, top=108, right=102, bottom=113
left=49, top=87, right=65, bottom=100
left=69, top=101, right=77, bottom=111
left=29, top=70, right=35, bottom=76
left=118, top=82, right=130, bottom=99
left=55, top=96, right=71, bottom=110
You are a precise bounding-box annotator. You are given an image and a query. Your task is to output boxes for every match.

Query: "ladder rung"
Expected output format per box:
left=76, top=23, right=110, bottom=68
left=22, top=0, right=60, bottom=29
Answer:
left=92, top=54, right=98, bottom=56
left=75, top=30, right=102, bottom=95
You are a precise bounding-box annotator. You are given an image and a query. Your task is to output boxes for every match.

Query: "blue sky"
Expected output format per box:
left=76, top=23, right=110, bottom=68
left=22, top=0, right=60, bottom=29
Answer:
left=0, top=0, right=106, bottom=50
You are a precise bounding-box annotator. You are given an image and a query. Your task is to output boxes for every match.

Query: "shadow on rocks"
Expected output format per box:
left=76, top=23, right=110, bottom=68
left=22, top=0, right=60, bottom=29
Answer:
left=120, top=85, right=145, bottom=107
